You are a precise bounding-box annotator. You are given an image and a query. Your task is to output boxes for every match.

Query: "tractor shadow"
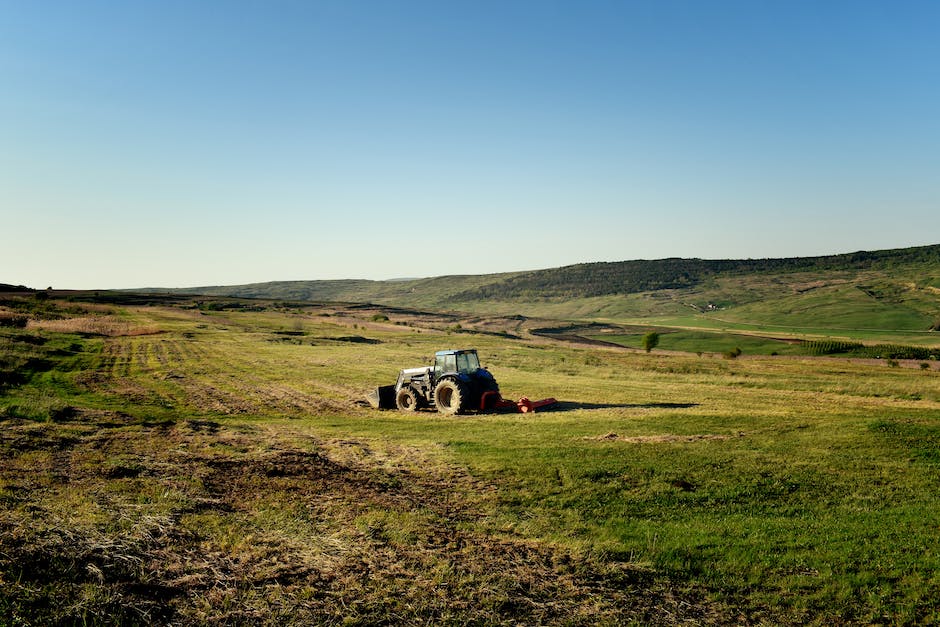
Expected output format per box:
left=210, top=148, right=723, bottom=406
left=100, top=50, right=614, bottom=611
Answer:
left=548, top=401, right=699, bottom=412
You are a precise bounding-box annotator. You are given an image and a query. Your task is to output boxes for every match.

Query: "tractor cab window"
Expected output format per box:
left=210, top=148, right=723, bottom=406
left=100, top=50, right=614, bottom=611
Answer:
left=437, top=353, right=457, bottom=374
left=456, top=351, right=480, bottom=373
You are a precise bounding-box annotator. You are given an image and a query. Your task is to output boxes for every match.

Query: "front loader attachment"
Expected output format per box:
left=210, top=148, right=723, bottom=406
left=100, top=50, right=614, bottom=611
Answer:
left=366, top=385, right=397, bottom=409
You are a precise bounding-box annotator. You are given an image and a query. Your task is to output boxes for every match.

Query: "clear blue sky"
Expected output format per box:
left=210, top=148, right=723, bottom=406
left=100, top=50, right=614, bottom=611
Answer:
left=2, top=1, right=939, bottom=289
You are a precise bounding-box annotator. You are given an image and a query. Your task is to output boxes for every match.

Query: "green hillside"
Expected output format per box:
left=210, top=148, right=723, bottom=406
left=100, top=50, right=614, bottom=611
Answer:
left=155, top=244, right=940, bottom=341
left=452, top=244, right=940, bottom=300
left=164, top=272, right=524, bottom=309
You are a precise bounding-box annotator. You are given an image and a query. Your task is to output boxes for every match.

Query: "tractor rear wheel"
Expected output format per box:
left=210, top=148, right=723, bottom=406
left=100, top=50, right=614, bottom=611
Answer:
left=396, top=386, right=420, bottom=412
left=434, top=379, right=467, bottom=415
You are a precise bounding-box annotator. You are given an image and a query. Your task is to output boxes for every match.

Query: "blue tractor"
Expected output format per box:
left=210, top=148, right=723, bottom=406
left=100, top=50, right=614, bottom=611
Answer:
left=366, top=349, right=500, bottom=415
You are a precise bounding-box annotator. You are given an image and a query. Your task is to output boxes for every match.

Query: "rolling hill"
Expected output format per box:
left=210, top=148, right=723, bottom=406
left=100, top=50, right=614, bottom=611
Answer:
left=149, top=244, right=940, bottom=338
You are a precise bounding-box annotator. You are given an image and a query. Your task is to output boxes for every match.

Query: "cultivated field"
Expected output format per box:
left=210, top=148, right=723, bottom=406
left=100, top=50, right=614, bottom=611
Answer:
left=2, top=295, right=939, bottom=624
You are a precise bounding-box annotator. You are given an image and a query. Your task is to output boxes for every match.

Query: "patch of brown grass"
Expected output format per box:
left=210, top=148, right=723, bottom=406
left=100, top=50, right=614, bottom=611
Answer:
left=28, top=316, right=162, bottom=337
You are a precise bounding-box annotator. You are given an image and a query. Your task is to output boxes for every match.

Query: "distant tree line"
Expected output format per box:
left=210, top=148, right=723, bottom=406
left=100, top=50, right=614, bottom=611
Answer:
left=451, top=244, right=940, bottom=301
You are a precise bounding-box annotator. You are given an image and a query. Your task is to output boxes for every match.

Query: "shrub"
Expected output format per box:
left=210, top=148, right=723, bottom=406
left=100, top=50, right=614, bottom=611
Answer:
left=0, top=314, right=28, bottom=328
left=372, top=314, right=389, bottom=322
left=642, top=332, right=660, bottom=353
left=723, top=347, right=742, bottom=360
left=920, top=363, right=931, bottom=370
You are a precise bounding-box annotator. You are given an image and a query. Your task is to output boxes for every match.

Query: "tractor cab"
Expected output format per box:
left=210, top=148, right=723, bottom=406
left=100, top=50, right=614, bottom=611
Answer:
left=434, top=349, right=481, bottom=378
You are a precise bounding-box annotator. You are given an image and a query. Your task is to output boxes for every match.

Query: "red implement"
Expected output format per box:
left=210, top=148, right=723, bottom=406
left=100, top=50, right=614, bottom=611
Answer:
left=480, top=391, right=557, bottom=413
left=516, top=397, right=558, bottom=413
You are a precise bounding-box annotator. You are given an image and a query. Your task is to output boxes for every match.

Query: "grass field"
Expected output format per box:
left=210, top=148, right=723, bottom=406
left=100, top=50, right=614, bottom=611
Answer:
left=2, top=295, right=940, bottom=624
left=586, top=330, right=807, bottom=356
left=587, top=329, right=940, bottom=360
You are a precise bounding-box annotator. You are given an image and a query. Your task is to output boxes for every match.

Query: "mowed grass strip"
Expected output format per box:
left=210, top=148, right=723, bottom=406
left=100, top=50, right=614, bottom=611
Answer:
left=2, top=301, right=940, bottom=623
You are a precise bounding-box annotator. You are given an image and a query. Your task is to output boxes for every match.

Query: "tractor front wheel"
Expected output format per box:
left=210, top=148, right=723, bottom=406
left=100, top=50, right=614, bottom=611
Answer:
left=434, top=379, right=467, bottom=415
left=396, top=386, right=420, bottom=412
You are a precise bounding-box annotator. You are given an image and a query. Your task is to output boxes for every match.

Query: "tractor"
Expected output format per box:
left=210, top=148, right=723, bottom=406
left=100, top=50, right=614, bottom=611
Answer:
left=366, top=349, right=500, bottom=415
left=366, top=348, right=557, bottom=415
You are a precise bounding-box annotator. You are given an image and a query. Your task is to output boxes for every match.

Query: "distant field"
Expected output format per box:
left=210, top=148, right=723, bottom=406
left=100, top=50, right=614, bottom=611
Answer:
left=589, top=330, right=807, bottom=356
left=587, top=329, right=940, bottom=359
left=2, top=292, right=940, bottom=624
left=599, top=313, right=940, bottom=347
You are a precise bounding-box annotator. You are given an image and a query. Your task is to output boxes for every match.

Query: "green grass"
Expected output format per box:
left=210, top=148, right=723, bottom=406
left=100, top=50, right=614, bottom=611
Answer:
left=591, top=329, right=940, bottom=359
left=710, top=282, right=936, bottom=331
left=2, top=297, right=940, bottom=623
left=591, top=330, right=807, bottom=355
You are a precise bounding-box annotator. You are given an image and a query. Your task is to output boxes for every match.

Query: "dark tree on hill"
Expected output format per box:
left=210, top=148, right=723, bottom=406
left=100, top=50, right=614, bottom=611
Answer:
left=642, top=332, right=660, bottom=353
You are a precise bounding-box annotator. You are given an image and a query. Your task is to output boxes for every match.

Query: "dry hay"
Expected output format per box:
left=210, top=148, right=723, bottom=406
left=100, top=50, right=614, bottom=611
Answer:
left=28, top=316, right=162, bottom=337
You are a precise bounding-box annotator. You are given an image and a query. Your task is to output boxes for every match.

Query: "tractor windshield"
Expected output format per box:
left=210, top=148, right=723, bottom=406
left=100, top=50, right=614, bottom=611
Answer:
left=456, top=351, right=480, bottom=373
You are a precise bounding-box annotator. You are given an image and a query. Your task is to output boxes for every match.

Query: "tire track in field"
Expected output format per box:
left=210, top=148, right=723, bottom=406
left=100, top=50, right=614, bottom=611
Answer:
left=145, top=337, right=308, bottom=415
left=149, top=339, right=260, bottom=415
left=103, top=341, right=133, bottom=378
left=149, top=340, right=169, bottom=368
left=84, top=333, right=360, bottom=417
left=75, top=339, right=166, bottom=406
left=159, top=336, right=360, bottom=415
left=132, top=338, right=150, bottom=371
